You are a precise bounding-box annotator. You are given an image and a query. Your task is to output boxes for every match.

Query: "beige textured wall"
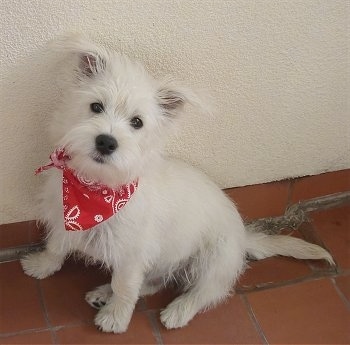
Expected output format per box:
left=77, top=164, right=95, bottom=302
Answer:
left=0, top=0, right=349, bottom=224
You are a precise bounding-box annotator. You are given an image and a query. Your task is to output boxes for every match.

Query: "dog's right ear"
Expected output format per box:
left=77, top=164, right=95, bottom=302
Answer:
left=78, top=52, right=106, bottom=77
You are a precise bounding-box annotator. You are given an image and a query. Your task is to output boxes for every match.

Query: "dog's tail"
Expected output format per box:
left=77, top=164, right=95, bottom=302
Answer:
left=245, top=229, right=334, bottom=265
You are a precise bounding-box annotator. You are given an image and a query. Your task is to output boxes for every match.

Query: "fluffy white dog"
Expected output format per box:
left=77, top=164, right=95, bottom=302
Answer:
left=21, top=36, right=333, bottom=333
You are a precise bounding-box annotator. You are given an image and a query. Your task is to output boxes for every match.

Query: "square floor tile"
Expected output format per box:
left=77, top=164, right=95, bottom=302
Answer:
left=55, top=313, right=157, bottom=344
left=158, top=295, right=262, bottom=344
left=225, top=181, right=290, bottom=220
left=0, top=261, right=47, bottom=333
left=39, top=258, right=110, bottom=326
left=247, top=278, right=350, bottom=344
left=311, top=206, right=350, bottom=269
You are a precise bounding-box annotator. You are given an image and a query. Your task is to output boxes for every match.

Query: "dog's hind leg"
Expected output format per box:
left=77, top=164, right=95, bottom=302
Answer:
left=160, top=277, right=231, bottom=329
left=86, top=284, right=113, bottom=309
left=21, top=231, right=69, bottom=279
left=160, top=244, right=245, bottom=329
left=21, top=249, right=66, bottom=279
left=140, top=279, right=164, bottom=297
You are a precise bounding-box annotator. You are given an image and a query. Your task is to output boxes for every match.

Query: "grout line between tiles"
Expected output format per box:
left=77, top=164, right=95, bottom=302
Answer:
left=240, top=294, right=268, bottom=345
left=0, top=326, right=51, bottom=339
left=36, top=280, right=59, bottom=344
left=47, top=321, right=91, bottom=333
left=0, top=321, right=93, bottom=341
left=331, top=278, right=350, bottom=311
left=146, top=310, right=164, bottom=345
left=237, top=270, right=337, bottom=295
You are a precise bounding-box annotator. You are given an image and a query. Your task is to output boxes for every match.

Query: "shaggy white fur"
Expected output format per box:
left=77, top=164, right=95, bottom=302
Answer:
left=21, top=35, right=334, bottom=333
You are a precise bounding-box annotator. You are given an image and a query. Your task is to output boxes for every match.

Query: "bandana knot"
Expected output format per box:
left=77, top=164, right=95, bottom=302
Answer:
left=36, top=148, right=138, bottom=231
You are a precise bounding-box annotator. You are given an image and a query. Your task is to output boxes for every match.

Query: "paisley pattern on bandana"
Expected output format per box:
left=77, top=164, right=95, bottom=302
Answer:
left=36, top=149, right=138, bottom=231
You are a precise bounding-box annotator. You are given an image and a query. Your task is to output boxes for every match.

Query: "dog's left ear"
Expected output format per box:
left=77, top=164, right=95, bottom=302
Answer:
left=157, top=87, right=186, bottom=118
left=157, top=79, right=205, bottom=119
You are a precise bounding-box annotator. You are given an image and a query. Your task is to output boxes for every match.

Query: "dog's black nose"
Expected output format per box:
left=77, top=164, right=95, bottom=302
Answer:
left=95, top=134, right=118, bottom=155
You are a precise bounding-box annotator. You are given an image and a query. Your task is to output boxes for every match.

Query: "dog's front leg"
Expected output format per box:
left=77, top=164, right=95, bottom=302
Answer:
left=94, top=262, right=144, bottom=333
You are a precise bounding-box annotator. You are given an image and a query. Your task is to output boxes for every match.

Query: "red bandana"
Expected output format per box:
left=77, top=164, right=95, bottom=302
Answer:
left=35, top=149, right=138, bottom=231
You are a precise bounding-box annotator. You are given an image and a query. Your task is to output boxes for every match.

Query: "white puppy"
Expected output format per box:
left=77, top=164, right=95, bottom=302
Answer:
left=21, top=36, right=333, bottom=333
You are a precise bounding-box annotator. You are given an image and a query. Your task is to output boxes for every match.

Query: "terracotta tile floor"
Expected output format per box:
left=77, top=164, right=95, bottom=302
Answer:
left=0, top=206, right=349, bottom=344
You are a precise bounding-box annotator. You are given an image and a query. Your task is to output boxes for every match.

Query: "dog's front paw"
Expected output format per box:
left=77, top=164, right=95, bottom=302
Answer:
left=94, top=304, right=130, bottom=334
left=21, top=251, right=63, bottom=279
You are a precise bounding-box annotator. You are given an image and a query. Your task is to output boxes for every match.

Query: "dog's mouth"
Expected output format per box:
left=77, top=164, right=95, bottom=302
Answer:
left=90, top=153, right=106, bottom=164
left=93, top=156, right=105, bottom=164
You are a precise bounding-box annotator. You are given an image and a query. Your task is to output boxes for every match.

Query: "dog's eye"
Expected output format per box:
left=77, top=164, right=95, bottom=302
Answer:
left=130, top=117, right=143, bottom=129
left=90, top=102, right=104, bottom=113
